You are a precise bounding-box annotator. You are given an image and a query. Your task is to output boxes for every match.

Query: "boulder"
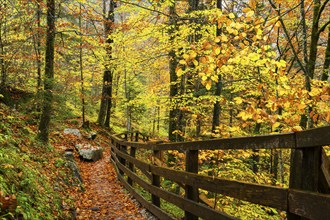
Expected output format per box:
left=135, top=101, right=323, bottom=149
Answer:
left=87, top=132, right=97, bottom=140
left=75, top=144, right=103, bottom=162
left=64, top=128, right=82, bottom=138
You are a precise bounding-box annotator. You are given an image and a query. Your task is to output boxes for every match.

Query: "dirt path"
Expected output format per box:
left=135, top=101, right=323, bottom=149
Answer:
left=74, top=147, right=147, bottom=220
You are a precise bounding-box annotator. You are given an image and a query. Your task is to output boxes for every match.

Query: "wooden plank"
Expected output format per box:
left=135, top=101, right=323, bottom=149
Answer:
left=152, top=150, right=161, bottom=207
left=301, top=147, right=321, bottom=191
left=110, top=126, right=329, bottom=151
left=320, top=148, right=330, bottom=193
left=111, top=150, right=152, bottom=180
left=112, top=147, right=288, bottom=210
left=114, top=156, right=237, bottom=220
left=128, top=146, right=136, bottom=186
left=288, top=189, right=330, bottom=220
left=295, top=126, right=330, bottom=148
left=150, top=165, right=288, bottom=210
left=110, top=158, right=174, bottom=220
left=185, top=150, right=199, bottom=220
left=110, top=134, right=153, bottom=149
left=289, top=149, right=303, bottom=190
left=135, top=132, right=139, bottom=142
left=154, top=132, right=295, bottom=151
left=321, top=149, right=330, bottom=186
left=199, top=193, right=216, bottom=209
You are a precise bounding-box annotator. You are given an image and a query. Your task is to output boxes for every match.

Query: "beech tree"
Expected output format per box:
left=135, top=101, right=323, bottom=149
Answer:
left=98, top=0, right=115, bottom=127
left=38, top=0, right=55, bottom=142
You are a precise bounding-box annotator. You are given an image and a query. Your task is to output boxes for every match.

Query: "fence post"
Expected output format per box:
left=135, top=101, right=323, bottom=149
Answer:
left=150, top=141, right=163, bottom=208
left=135, top=132, right=139, bottom=142
left=128, top=146, right=136, bottom=186
left=288, top=131, right=322, bottom=220
left=185, top=150, right=199, bottom=220
left=118, top=143, right=128, bottom=177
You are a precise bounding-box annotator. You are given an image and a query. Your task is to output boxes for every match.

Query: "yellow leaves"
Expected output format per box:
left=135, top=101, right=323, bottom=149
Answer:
left=200, top=56, right=207, bottom=64
left=205, top=80, right=212, bottom=90
left=182, top=53, right=189, bottom=60
left=179, top=60, right=187, bottom=65
left=326, top=112, right=330, bottom=122
left=242, top=8, right=251, bottom=13
left=229, top=13, right=235, bottom=19
left=297, top=103, right=306, bottom=110
left=320, top=95, right=330, bottom=101
left=309, top=88, right=322, bottom=97
left=210, top=75, right=218, bottom=82
left=292, top=126, right=303, bottom=132
left=248, top=52, right=260, bottom=61
left=221, top=35, right=228, bottom=42
left=234, top=97, right=243, bottom=104
left=276, top=60, right=286, bottom=68
left=237, top=111, right=251, bottom=121
left=176, top=68, right=184, bottom=77
left=246, top=10, right=255, bottom=18
left=214, top=47, right=221, bottom=55
left=2, top=164, right=14, bottom=169
left=190, top=51, right=197, bottom=59
left=272, top=122, right=281, bottom=131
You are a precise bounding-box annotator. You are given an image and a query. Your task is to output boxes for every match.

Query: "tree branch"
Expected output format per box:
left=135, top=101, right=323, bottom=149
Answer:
left=268, top=0, right=307, bottom=74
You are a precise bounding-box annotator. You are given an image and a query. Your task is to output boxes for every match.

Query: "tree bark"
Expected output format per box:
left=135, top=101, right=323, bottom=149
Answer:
left=38, top=0, right=55, bottom=143
left=322, top=23, right=330, bottom=81
left=79, top=4, right=87, bottom=128
left=168, top=4, right=182, bottom=142
left=36, top=0, right=42, bottom=90
left=211, top=0, right=222, bottom=133
left=0, top=3, right=6, bottom=87
left=98, top=0, right=114, bottom=127
left=307, top=0, right=321, bottom=80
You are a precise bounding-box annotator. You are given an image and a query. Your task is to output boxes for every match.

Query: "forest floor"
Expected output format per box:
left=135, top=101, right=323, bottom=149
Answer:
left=0, top=100, right=152, bottom=219
left=55, top=123, right=149, bottom=220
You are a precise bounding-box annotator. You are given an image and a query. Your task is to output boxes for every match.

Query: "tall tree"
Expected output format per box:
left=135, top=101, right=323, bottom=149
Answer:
left=38, top=0, right=55, bottom=142
left=211, top=0, right=222, bottom=133
left=168, top=3, right=183, bottom=142
left=0, top=1, right=7, bottom=86
left=79, top=3, right=87, bottom=128
left=98, top=0, right=115, bottom=127
left=322, top=21, right=330, bottom=81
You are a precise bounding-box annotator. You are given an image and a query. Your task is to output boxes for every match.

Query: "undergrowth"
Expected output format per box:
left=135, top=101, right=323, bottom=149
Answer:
left=0, top=103, right=73, bottom=219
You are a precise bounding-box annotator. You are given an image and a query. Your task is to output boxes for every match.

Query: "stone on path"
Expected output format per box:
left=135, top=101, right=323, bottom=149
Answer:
left=64, top=150, right=83, bottom=183
left=64, top=128, right=82, bottom=138
left=75, top=144, right=103, bottom=162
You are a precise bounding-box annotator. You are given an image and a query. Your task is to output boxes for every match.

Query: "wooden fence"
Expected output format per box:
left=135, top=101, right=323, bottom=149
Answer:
left=109, top=126, right=330, bottom=220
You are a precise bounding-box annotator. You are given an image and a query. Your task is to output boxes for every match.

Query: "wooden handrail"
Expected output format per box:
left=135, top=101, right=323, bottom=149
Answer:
left=109, top=125, right=330, bottom=219
left=111, top=125, right=330, bottom=151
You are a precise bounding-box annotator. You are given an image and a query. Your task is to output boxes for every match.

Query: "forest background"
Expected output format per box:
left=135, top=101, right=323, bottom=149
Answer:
left=0, top=0, right=330, bottom=219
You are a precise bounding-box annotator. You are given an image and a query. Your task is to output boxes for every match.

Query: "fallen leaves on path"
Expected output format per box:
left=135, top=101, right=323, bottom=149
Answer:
left=74, top=144, right=146, bottom=220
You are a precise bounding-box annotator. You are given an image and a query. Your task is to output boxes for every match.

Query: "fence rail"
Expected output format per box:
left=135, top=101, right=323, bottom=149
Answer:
left=109, top=126, right=330, bottom=219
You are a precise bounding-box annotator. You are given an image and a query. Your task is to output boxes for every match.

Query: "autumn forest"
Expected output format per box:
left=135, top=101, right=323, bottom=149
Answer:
left=0, top=0, right=329, bottom=219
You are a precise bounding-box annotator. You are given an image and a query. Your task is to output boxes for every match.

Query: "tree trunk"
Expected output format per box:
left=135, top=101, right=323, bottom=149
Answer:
left=252, top=123, right=261, bottom=173
left=98, top=0, right=114, bottom=127
left=38, top=0, right=55, bottom=143
left=211, top=0, right=222, bottom=133
left=322, top=22, right=330, bottom=81
left=79, top=4, right=87, bottom=128
left=307, top=0, right=321, bottom=80
left=0, top=3, right=6, bottom=87
left=168, top=4, right=182, bottom=142
left=36, top=0, right=42, bottom=90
